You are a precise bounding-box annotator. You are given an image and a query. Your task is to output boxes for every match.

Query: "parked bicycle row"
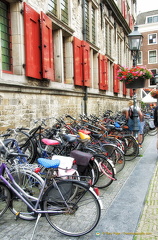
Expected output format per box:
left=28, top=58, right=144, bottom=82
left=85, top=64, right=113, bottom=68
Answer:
left=0, top=110, right=156, bottom=238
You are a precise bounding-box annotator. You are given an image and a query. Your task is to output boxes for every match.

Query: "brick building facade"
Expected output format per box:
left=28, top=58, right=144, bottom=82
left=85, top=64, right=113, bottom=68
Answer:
left=137, top=10, right=158, bottom=87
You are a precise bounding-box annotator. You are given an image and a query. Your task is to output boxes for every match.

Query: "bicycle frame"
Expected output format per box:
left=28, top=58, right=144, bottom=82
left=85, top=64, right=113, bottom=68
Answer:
left=0, top=138, right=28, bottom=163
left=0, top=163, right=70, bottom=214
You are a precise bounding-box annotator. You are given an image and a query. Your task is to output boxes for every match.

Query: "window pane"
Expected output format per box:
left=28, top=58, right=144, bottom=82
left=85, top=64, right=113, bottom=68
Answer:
left=149, top=51, right=156, bottom=63
left=48, top=0, right=57, bottom=16
left=0, top=1, right=12, bottom=71
left=137, top=51, right=142, bottom=64
left=149, top=34, right=157, bottom=44
left=153, top=16, right=158, bottom=22
left=91, top=7, right=95, bottom=44
left=147, top=17, right=152, bottom=23
left=150, top=70, right=156, bottom=85
left=85, top=0, right=89, bottom=41
left=61, top=0, right=68, bottom=24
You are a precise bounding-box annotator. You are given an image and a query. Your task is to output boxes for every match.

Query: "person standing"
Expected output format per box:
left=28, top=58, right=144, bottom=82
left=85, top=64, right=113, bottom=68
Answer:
left=126, top=100, right=144, bottom=149
left=154, top=105, right=158, bottom=149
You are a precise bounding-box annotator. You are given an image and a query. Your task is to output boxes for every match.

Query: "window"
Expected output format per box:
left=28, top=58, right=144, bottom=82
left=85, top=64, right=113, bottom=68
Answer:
left=117, top=35, right=122, bottom=65
left=48, top=0, right=57, bottom=16
left=91, top=6, right=95, bottom=44
left=0, top=0, right=12, bottom=72
left=48, top=0, right=68, bottom=25
left=150, top=69, right=157, bottom=85
left=147, top=15, right=158, bottom=23
left=148, top=33, right=157, bottom=44
left=105, top=22, right=112, bottom=57
left=148, top=50, right=157, bottom=64
left=105, top=22, right=108, bottom=53
left=85, top=0, right=90, bottom=41
left=137, top=51, right=142, bottom=65
left=61, top=0, right=68, bottom=24
left=84, top=0, right=96, bottom=44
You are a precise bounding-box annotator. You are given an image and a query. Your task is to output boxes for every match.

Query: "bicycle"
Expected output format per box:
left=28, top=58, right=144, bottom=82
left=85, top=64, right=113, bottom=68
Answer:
left=0, top=157, right=102, bottom=238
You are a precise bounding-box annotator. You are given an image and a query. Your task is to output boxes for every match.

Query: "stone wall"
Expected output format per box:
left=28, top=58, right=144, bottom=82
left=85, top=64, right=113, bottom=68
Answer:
left=0, top=86, right=128, bottom=132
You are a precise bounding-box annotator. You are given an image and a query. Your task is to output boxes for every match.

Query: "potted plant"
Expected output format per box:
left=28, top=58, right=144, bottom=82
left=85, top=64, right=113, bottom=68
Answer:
left=117, top=66, right=153, bottom=88
left=150, top=89, right=158, bottom=98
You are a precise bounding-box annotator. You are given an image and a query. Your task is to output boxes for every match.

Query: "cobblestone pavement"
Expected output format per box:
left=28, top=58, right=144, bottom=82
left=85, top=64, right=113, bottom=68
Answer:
left=0, top=134, right=157, bottom=240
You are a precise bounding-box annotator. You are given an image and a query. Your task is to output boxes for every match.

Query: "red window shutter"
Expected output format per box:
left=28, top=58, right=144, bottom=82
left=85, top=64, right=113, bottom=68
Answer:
left=103, top=55, right=108, bottom=90
left=41, top=12, right=54, bottom=81
left=24, top=3, right=42, bottom=79
left=130, top=89, right=133, bottom=97
left=73, top=37, right=83, bottom=86
left=129, top=15, right=134, bottom=30
left=98, top=54, right=108, bottom=90
left=124, top=0, right=127, bottom=19
left=82, top=40, right=90, bottom=87
left=121, top=0, right=125, bottom=17
left=98, top=54, right=104, bottom=90
left=113, top=64, right=120, bottom=93
left=123, top=82, right=127, bottom=95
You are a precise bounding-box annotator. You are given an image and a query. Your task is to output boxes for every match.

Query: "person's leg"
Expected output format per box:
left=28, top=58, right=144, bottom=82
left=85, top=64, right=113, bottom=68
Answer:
left=138, top=121, right=145, bottom=149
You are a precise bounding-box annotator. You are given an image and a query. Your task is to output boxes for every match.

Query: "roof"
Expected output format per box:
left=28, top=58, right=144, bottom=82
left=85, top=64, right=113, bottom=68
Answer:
left=137, top=10, right=158, bottom=25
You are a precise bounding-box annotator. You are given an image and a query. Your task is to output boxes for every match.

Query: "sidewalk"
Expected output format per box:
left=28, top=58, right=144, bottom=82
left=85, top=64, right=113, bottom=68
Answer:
left=0, top=134, right=157, bottom=240
left=134, top=141, right=158, bottom=240
left=90, top=134, right=158, bottom=240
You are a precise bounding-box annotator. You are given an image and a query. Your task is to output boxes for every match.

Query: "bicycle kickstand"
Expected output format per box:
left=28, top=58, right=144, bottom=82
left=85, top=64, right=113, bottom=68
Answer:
left=30, top=213, right=42, bottom=240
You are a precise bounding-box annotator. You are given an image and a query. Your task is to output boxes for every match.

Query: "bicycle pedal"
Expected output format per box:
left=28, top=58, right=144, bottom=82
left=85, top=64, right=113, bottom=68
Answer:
left=15, top=212, right=20, bottom=220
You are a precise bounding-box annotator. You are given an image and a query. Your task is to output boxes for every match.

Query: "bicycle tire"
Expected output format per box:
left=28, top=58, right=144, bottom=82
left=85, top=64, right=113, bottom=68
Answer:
left=9, top=130, right=37, bottom=164
left=43, top=180, right=101, bottom=237
left=101, top=144, right=125, bottom=173
left=18, top=131, right=37, bottom=163
left=0, top=183, right=11, bottom=217
left=123, top=136, right=139, bottom=161
left=93, top=154, right=115, bottom=188
left=148, top=128, right=157, bottom=136
left=9, top=169, right=44, bottom=220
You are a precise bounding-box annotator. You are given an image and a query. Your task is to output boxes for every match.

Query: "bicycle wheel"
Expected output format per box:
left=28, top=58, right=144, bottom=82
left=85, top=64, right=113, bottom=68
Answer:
left=43, top=180, right=101, bottom=237
left=9, top=130, right=37, bottom=164
left=0, top=183, right=11, bottom=217
left=18, top=131, right=37, bottom=163
left=9, top=169, right=44, bottom=220
left=93, top=154, right=115, bottom=188
left=101, top=144, right=125, bottom=173
left=123, top=136, right=139, bottom=161
left=148, top=128, right=157, bottom=136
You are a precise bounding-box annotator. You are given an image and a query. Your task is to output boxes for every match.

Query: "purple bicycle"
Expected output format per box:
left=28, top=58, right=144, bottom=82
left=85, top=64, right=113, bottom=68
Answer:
left=0, top=157, right=102, bottom=238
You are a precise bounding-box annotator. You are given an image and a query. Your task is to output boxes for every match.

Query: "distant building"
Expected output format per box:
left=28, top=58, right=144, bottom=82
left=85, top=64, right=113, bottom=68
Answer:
left=137, top=10, right=158, bottom=88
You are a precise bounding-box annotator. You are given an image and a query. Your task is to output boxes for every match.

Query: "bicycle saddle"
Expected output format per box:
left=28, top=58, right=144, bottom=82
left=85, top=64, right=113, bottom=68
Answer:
left=37, top=158, right=60, bottom=168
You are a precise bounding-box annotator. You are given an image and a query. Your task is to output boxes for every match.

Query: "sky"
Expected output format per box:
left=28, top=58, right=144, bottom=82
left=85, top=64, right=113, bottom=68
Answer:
left=137, top=0, right=158, bottom=14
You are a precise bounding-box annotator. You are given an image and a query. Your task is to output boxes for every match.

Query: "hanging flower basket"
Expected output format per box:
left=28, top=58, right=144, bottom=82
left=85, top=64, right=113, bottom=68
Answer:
left=117, top=66, right=153, bottom=89
left=125, top=77, right=146, bottom=89
left=150, top=89, right=158, bottom=98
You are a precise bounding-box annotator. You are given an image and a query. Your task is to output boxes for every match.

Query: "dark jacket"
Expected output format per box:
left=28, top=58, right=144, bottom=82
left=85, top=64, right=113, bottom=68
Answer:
left=154, top=106, right=158, bottom=127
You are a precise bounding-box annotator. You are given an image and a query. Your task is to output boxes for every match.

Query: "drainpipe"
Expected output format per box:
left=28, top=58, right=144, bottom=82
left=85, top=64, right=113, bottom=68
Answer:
left=82, top=0, right=87, bottom=115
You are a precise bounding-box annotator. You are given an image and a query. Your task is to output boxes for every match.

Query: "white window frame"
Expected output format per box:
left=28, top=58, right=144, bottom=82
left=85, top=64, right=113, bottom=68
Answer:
left=148, top=50, right=157, bottom=64
left=137, top=51, right=142, bottom=65
left=148, top=33, right=157, bottom=45
left=146, top=15, right=158, bottom=24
